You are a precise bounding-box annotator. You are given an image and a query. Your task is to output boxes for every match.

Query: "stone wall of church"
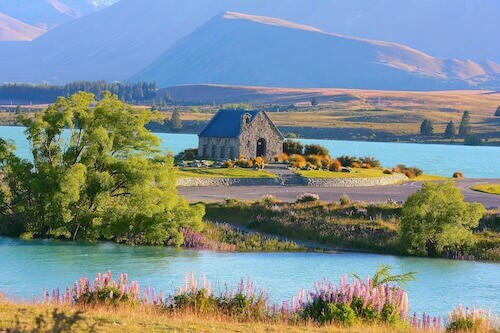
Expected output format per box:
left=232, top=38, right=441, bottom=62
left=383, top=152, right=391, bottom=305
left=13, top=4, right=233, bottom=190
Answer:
left=238, top=113, right=283, bottom=160
left=198, top=137, right=240, bottom=159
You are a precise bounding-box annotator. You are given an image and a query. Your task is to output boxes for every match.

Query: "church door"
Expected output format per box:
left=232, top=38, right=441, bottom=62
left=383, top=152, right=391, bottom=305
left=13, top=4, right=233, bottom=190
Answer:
left=256, top=138, right=266, bottom=157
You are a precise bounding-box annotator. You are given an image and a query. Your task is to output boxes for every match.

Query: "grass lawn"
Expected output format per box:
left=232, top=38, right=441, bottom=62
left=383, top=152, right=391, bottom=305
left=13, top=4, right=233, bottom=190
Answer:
left=470, top=184, right=500, bottom=195
left=296, top=168, right=388, bottom=178
left=177, top=167, right=278, bottom=178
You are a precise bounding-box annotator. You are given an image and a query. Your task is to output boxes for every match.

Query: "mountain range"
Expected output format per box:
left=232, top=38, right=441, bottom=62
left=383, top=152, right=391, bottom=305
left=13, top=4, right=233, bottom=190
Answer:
left=0, top=0, right=498, bottom=91
left=129, top=12, right=499, bottom=90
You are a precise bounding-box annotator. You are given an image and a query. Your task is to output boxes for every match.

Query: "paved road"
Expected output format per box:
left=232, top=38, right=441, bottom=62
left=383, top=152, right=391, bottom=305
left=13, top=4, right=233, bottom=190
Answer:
left=179, top=179, right=499, bottom=208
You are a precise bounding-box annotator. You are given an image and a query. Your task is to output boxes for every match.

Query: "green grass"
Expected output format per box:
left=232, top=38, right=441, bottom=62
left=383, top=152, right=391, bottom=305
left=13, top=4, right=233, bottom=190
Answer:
left=177, top=167, right=278, bottom=179
left=413, top=174, right=451, bottom=181
left=470, top=184, right=500, bottom=195
left=296, top=168, right=388, bottom=179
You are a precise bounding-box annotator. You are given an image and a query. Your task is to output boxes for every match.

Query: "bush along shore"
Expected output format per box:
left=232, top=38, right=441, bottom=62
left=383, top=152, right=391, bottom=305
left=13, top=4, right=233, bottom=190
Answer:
left=205, top=185, right=500, bottom=262
left=1, top=271, right=497, bottom=332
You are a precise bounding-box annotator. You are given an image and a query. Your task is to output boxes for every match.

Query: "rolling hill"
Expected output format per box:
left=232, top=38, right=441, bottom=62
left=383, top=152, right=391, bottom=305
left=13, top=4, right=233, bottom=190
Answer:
left=0, top=0, right=498, bottom=85
left=130, top=12, right=499, bottom=90
left=0, top=13, right=46, bottom=41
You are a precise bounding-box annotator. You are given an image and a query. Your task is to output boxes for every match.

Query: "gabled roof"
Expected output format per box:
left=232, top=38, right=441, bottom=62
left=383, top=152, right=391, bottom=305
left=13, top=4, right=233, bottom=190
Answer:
left=199, top=109, right=261, bottom=138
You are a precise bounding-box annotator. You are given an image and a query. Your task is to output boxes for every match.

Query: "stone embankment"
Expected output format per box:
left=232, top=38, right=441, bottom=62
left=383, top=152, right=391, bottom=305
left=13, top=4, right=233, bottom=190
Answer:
left=176, top=174, right=408, bottom=187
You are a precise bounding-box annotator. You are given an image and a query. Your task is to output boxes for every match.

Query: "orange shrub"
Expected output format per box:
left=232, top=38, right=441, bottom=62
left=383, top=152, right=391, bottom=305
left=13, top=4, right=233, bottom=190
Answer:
left=253, top=157, right=265, bottom=168
left=222, top=161, right=234, bottom=168
left=351, top=162, right=360, bottom=168
left=453, top=172, right=464, bottom=178
left=306, top=155, right=323, bottom=168
left=361, top=163, right=372, bottom=169
left=236, top=158, right=253, bottom=168
left=404, top=170, right=416, bottom=179
left=328, top=160, right=342, bottom=172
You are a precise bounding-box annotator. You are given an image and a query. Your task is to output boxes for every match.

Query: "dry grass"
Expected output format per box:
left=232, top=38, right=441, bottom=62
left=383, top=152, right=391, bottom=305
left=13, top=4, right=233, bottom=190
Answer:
left=0, top=300, right=418, bottom=333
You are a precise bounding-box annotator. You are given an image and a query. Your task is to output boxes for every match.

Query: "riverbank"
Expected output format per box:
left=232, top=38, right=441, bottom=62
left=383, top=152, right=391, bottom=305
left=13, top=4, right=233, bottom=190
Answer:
left=205, top=200, right=500, bottom=262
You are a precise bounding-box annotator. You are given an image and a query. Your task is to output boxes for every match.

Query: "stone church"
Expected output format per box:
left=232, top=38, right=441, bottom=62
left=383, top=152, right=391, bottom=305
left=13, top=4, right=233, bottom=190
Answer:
left=198, top=109, right=284, bottom=160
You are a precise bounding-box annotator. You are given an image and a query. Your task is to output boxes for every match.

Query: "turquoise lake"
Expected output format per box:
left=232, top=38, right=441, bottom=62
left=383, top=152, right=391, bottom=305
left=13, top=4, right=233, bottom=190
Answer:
left=0, top=237, right=499, bottom=318
left=0, top=125, right=499, bottom=318
left=1, top=125, right=498, bottom=178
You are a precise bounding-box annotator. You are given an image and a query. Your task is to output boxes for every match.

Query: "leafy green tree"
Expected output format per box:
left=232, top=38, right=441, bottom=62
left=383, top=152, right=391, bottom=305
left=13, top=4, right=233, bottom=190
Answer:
left=464, top=135, right=483, bottom=146
left=0, top=92, right=204, bottom=244
left=495, top=106, right=500, bottom=117
left=400, top=182, right=484, bottom=256
left=311, top=97, right=318, bottom=106
left=458, top=111, right=472, bottom=137
left=419, top=119, right=433, bottom=136
left=15, top=105, right=22, bottom=115
left=170, top=108, right=183, bottom=131
left=304, top=144, right=329, bottom=157
left=444, top=120, right=456, bottom=139
left=283, top=139, right=304, bottom=155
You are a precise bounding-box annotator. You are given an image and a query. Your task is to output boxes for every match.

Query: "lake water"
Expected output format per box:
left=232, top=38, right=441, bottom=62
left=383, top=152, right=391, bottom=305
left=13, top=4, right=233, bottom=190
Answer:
left=1, top=125, right=498, bottom=178
left=0, top=237, right=498, bottom=318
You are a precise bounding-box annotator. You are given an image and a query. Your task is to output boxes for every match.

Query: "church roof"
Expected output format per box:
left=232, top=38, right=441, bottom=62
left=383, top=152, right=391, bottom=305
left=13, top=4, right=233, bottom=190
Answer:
left=199, top=109, right=261, bottom=138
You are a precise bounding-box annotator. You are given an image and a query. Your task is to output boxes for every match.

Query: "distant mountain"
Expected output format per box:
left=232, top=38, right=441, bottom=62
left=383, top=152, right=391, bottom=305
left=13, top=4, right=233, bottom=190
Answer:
left=0, top=13, right=46, bottom=41
left=0, top=0, right=118, bottom=31
left=129, top=12, right=498, bottom=90
left=0, top=0, right=498, bottom=86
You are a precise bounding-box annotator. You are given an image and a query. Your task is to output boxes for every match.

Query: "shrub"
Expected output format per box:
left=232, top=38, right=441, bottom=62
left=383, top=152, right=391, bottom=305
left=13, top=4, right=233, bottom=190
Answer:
left=306, top=155, right=324, bottom=168
left=383, top=169, right=394, bottom=175
left=296, top=193, right=320, bottom=203
left=222, top=161, right=234, bottom=168
left=446, top=305, right=497, bottom=332
left=359, top=156, right=381, bottom=168
left=236, top=158, right=253, bottom=168
left=361, top=163, right=372, bottom=169
left=289, top=154, right=306, bottom=168
left=302, top=275, right=409, bottom=326
left=175, top=148, right=198, bottom=161
left=351, top=161, right=360, bottom=168
left=404, top=170, right=416, bottom=179
left=464, top=135, right=483, bottom=146
left=283, top=139, right=303, bottom=155
left=394, top=165, right=423, bottom=177
left=261, top=194, right=278, bottom=205
left=252, top=157, right=265, bottom=169
left=453, top=172, right=464, bottom=179
left=71, top=272, right=139, bottom=306
left=304, top=144, right=329, bottom=157
left=340, top=195, right=351, bottom=206
left=329, top=160, right=342, bottom=172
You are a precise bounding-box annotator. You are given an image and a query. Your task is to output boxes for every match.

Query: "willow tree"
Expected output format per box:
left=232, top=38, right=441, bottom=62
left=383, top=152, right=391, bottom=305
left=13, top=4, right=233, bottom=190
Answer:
left=0, top=92, right=204, bottom=245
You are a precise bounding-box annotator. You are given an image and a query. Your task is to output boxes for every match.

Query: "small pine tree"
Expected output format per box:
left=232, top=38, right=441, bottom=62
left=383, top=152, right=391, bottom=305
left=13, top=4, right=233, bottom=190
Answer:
left=458, top=111, right=471, bottom=137
left=495, top=106, right=500, bottom=117
left=311, top=97, right=318, bottom=106
left=170, top=108, right=183, bottom=130
left=444, top=120, right=456, bottom=139
left=15, top=105, right=22, bottom=115
left=420, top=119, right=434, bottom=136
